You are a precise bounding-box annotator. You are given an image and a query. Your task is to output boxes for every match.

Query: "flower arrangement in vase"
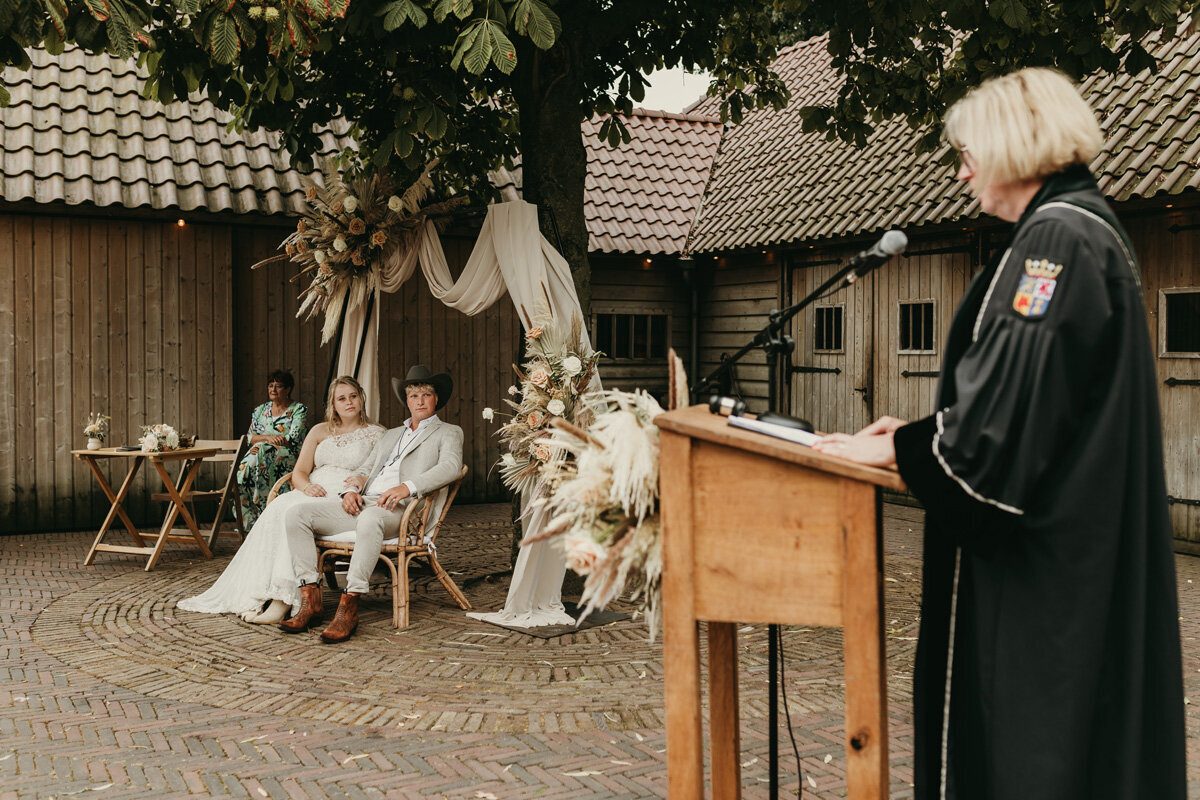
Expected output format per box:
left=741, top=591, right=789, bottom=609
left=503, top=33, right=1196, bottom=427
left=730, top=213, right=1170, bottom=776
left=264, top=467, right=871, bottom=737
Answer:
left=139, top=424, right=181, bottom=453
left=483, top=315, right=601, bottom=497
left=83, top=412, right=110, bottom=450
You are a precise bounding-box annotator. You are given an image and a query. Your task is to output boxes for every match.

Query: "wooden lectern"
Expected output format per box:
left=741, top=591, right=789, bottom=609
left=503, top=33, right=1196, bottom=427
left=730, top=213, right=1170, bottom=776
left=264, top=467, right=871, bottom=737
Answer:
left=655, top=405, right=906, bottom=799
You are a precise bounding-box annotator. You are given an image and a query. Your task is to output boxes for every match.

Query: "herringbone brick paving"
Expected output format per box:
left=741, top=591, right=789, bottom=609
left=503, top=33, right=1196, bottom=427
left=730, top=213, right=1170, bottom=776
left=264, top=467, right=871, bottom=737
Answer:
left=1, top=503, right=1197, bottom=798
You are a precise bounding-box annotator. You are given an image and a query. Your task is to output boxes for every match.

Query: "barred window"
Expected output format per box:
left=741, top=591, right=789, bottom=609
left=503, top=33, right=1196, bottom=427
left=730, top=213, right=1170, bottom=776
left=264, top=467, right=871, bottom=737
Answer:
left=899, top=301, right=935, bottom=352
left=813, top=306, right=844, bottom=352
left=1163, top=290, right=1200, bottom=355
left=594, top=313, right=669, bottom=359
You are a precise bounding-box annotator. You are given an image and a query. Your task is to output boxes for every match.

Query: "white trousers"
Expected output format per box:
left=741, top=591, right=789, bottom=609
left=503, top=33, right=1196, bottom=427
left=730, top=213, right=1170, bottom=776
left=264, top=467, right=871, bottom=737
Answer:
left=284, top=497, right=408, bottom=594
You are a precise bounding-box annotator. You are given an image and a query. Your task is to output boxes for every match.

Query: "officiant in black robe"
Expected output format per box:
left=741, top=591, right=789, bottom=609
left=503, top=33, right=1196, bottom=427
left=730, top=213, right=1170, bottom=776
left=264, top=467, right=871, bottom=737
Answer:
left=814, top=68, right=1185, bottom=800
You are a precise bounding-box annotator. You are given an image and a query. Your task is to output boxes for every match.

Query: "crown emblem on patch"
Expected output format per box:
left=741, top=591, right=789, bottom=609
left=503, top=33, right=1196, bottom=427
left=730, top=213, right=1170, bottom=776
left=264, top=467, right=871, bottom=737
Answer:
left=1024, top=258, right=1064, bottom=279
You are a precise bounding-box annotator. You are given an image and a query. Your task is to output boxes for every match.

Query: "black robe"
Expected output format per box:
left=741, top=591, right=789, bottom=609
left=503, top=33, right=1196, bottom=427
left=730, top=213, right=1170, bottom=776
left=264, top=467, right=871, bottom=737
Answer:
left=893, top=167, right=1186, bottom=800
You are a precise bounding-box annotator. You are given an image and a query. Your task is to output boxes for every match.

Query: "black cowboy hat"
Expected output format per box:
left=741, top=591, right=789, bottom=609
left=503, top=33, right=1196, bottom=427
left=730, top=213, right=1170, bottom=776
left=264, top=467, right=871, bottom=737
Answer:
left=392, top=365, right=453, bottom=410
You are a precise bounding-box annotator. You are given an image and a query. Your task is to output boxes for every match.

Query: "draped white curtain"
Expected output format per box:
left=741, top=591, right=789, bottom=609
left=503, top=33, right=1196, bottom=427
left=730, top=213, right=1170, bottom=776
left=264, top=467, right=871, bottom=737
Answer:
left=333, top=199, right=592, bottom=627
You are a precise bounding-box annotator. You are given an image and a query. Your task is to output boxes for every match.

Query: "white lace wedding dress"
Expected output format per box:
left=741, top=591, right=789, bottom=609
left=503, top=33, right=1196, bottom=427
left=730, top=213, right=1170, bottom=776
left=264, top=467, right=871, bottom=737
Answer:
left=179, top=424, right=385, bottom=615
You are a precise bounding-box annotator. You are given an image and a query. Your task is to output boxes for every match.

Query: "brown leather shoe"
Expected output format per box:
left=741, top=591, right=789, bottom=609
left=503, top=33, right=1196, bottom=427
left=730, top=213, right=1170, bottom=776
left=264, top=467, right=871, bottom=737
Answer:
left=319, top=592, right=360, bottom=644
left=278, top=583, right=323, bottom=633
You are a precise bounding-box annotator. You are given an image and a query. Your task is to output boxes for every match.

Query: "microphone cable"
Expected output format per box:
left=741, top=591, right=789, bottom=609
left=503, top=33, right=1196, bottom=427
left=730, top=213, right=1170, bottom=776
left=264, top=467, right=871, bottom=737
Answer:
left=776, top=624, right=806, bottom=798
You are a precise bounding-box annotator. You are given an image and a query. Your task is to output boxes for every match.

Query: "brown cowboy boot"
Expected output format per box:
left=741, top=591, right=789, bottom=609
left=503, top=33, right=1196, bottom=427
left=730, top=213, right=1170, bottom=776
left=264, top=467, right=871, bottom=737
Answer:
left=319, top=592, right=361, bottom=644
left=278, top=583, right=323, bottom=633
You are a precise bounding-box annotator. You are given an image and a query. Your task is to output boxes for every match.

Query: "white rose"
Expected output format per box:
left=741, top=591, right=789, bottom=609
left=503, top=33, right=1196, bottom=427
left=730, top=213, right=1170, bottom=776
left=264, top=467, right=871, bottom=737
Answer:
left=314, top=249, right=327, bottom=264
left=141, top=434, right=157, bottom=452
left=387, top=195, right=403, bottom=212
left=343, top=196, right=358, bottom=213
left=333, top=235, right=348, bottom=252
left=562, top=355, right=583, bottom=376
left=501, top=453, right=517, bottom=468
left=482, top=407, right=495, bottom=421
left=546, top=398, right=565, bottom=416
left=164, top=432, right=179, bottom=449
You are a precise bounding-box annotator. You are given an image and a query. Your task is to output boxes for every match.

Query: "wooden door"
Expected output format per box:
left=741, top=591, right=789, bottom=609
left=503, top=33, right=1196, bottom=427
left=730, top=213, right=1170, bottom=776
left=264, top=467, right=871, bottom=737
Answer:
left=788, top=256, right=874, bottom=435
left=1134, top=213, right=1200, bottom=548
left=872, top=238, right=974, bottom=427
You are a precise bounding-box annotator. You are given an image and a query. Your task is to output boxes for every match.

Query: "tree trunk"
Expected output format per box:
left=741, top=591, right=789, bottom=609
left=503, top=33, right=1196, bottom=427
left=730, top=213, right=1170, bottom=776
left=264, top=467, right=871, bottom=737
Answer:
left=512, top=36, right=591, bottom=318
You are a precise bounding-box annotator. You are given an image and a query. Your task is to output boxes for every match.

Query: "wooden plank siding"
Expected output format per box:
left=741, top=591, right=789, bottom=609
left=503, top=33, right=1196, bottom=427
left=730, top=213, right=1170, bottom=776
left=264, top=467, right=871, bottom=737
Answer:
left=0, top=214, right=235, bottom=533
left=696, top=253, right=783, bottom=412
left=590, top=254, right=691, bottom=401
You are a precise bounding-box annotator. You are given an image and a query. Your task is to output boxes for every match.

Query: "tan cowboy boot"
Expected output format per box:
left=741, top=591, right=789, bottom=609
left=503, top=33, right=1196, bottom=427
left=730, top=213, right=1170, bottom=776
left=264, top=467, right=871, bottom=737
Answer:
left=278, top=583, right=323, bottom=633
left=319, top=592, right=361, bottom=643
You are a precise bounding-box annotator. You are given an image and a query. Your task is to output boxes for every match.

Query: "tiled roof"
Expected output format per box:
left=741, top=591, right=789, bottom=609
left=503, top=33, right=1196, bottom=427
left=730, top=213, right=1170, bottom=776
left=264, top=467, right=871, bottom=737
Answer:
left=688, top=29, right=1200, bottom=253
left=0, top=46, right=352, bottom=216
left=582, top=109, right=722, bottom=255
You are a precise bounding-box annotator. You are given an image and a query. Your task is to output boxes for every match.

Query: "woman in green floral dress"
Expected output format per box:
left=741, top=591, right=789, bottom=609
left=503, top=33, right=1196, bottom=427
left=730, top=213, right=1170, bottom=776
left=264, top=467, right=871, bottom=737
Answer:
left=237, top=369, right=308, bottom=529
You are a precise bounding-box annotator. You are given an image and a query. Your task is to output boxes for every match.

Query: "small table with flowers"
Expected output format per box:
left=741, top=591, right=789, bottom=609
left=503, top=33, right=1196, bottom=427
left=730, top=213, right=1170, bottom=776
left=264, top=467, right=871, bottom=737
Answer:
left=72, top=445, right=221, bottom=570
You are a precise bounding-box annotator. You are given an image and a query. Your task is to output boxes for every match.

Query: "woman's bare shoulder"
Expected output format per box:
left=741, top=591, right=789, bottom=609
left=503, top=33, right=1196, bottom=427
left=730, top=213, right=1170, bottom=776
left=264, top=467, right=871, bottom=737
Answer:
left=305, top=422, right=332, bottom=443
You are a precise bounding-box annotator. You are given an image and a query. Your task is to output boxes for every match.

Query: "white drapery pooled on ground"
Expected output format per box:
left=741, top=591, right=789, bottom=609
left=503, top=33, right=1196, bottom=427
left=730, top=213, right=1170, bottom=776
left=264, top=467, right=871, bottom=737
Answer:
left=332, top=199, right=594, bottom=627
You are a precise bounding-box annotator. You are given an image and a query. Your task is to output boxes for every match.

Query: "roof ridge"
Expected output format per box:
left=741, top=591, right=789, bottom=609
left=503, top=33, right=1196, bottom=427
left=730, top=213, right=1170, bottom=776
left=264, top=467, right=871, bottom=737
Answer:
left=626, top=107, right=721, bottom=124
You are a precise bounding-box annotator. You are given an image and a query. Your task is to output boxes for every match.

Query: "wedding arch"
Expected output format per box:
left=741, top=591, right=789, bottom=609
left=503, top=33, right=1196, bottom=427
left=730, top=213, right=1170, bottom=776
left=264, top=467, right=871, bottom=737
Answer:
left=328, top=199, right=594, bottom=627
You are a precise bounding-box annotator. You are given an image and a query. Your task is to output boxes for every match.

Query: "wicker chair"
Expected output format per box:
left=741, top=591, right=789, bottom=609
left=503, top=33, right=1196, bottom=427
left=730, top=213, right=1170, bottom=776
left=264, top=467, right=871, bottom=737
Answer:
left=266, top=466, right=472, bottom=628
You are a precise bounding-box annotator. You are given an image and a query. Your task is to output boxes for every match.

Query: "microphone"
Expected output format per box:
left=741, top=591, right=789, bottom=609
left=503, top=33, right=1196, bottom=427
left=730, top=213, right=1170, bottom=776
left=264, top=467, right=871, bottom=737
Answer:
left=708, top=395, right=813, bottom=432
left=843, top=230, right=908, bottom=286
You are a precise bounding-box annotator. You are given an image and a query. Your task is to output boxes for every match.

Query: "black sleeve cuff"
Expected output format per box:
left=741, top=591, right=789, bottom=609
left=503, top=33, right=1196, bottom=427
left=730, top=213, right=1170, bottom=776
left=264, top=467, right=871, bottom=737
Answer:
left=894, top=415, right=1010, bottom=537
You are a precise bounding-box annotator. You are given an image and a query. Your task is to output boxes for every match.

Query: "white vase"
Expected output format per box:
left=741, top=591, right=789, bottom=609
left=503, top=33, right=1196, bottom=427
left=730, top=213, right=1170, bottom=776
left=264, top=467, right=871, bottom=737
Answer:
left=87, top=438, right=102, bottom=450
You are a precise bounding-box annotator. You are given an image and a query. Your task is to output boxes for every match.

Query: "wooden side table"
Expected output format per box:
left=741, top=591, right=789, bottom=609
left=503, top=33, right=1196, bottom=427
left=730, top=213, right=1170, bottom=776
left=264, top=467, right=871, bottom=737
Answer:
left=72, top=446, right=220, bottom=570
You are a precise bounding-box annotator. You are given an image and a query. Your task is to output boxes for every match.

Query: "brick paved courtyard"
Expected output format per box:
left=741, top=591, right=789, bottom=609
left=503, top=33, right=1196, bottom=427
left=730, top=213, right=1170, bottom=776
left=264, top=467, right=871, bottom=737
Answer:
left=2, top=503, right=1198, bottom=799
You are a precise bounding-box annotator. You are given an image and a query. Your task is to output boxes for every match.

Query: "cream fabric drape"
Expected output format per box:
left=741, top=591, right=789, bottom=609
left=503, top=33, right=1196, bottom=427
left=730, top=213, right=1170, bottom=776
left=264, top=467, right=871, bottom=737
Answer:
left=332, top=199, right=592, bottom=627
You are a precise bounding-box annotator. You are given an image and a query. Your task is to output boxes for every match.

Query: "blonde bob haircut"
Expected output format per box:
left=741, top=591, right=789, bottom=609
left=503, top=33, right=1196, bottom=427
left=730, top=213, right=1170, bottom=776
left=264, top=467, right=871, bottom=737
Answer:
left=944, top=67, right=1103, bottom=188
left=325, top=375, right=371, bottom=428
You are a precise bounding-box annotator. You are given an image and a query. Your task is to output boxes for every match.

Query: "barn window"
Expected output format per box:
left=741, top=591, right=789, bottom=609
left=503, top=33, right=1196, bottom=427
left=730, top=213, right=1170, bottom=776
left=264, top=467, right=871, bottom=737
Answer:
left=1161, top=289, right=1200, bottom=356
left=899, top=300, right=935, bottom=352
left=813, top=306, right=844, bottom=352
left=594, top=313, right=669, bottom=359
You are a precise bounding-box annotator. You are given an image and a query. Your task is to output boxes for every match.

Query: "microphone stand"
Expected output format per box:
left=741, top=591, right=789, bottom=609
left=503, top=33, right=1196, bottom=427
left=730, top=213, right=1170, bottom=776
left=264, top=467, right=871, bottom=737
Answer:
left=690, top=255, right=865, bottom=800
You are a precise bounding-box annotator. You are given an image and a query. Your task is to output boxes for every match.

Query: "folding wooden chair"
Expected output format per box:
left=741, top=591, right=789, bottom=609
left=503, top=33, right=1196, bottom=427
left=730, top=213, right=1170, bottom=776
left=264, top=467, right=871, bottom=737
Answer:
left=152, top=436, right=249, bottom=548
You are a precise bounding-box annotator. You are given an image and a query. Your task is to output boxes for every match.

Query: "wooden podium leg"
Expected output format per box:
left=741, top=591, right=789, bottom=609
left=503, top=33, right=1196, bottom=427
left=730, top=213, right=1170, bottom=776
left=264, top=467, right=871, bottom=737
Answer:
left=708, top=621, right=741, bottom=798
left=661, top=432, right=705, bottom=798
left=841, top=481, right=888, bottom=799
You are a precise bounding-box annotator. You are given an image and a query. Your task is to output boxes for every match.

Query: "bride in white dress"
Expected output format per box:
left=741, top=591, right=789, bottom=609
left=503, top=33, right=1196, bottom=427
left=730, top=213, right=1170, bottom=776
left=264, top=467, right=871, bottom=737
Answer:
left=179, top=377, right=385, bottom=623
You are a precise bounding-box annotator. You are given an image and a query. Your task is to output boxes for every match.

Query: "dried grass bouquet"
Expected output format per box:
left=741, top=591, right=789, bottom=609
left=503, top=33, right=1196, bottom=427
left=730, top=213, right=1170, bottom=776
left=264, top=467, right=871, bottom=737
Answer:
left=531, top=389, right=666, bottom=639
left=253, top=160, right=465, bottom=343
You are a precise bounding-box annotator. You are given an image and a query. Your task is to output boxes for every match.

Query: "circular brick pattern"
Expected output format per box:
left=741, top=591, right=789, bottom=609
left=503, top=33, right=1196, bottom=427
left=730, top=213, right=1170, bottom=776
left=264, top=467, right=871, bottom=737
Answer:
left=32, top=506, right=926, bottom=737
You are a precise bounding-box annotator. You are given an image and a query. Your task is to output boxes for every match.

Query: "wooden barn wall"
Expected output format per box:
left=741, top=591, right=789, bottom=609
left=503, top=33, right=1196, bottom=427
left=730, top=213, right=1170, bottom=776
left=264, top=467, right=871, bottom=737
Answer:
left=696, top=253, right=782, bottom=412
left=232, top=230, right=520, bottom=505
left=590, top=254, right=690, bottom=400
left=0, top=213, right=234, bottom=533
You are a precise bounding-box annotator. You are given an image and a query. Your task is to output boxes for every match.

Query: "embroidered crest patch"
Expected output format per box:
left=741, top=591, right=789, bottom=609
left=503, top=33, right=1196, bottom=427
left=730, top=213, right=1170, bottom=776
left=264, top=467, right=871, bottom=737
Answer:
left=1013, top=258, right=1063, bottom=317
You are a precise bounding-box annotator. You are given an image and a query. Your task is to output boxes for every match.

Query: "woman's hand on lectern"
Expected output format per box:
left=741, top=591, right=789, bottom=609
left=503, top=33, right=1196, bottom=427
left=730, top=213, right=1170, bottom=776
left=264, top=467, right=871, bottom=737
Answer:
left=812, top=416, right=907, bottom=468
